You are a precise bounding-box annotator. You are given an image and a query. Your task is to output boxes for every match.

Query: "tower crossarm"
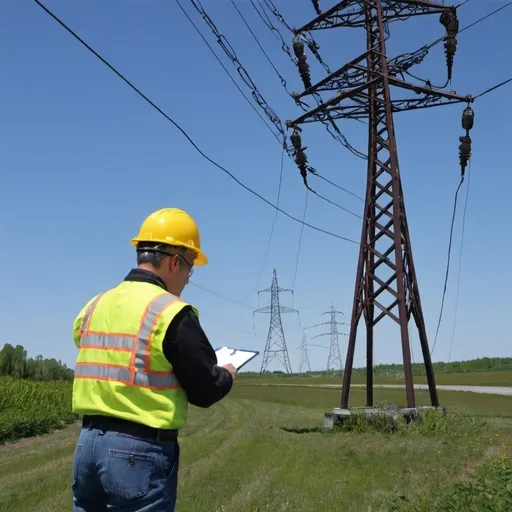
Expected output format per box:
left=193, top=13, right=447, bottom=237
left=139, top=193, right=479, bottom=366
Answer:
left=297, top=0, right=451, bottom=32
left=254, top=306, right=272, bottom=314
left=307, top=322, right=346, bottom=329
left=281, top=306, right=299, bottom=314
left=288, top=76, right=382, bottom=126
left=294, top=44, right=446, bottom=98
left=386, top=74, right=470, bottom=101
left=293, top=50, right=371, bottom=98
left=323, top=310, right=345, bottom=317
left=311, top=332, right=347, bottom=340
left=254, top=306, right=298, bottom=315
left=289, top=65, right=470, bottom=125
left=258, top=286, right=294, bottom=295
left=311, top=332, right=330, bottom=338
left=305, top=321, right=331, bottom=329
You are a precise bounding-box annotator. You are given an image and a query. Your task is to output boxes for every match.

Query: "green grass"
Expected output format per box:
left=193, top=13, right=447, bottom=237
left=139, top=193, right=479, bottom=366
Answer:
left=0, top=381, right=511, bottom=511
left=239, top=370, right=512, bottom=387
left=234, top=384, right=512, bottom=418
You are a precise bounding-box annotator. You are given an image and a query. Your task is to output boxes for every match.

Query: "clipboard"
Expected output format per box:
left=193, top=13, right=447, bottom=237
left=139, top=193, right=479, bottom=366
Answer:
left=214, top=346, right=259, bottom=371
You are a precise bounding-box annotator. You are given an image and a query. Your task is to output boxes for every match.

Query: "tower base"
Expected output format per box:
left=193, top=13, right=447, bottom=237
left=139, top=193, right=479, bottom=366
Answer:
left=323, top=406, right=446, bottom=429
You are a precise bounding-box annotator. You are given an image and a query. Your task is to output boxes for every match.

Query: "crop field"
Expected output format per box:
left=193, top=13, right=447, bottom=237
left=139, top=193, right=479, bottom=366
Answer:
left=0, top=377, right=77, bottom=444
left=1, top=377, right=511, bottom=511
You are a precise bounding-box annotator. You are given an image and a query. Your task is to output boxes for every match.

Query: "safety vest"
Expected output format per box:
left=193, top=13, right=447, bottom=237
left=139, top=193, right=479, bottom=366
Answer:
left=72, top=280, right=195, bottom=430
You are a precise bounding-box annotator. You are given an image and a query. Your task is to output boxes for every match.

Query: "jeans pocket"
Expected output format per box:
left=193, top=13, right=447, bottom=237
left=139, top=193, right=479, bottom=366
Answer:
left=105, top=449, right=155, bottom=499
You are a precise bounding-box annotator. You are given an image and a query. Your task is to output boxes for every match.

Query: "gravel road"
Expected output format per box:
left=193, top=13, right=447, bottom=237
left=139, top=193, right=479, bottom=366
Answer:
left=351, top=384, right=512, bottom=396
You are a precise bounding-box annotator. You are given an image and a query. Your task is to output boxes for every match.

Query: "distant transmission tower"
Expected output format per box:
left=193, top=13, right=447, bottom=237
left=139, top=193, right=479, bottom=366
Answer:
left=298, top=332, right=311, bottom=374
left=308, top=305, right=347, bottom=372
left=254, top=269, right=297, bottom=375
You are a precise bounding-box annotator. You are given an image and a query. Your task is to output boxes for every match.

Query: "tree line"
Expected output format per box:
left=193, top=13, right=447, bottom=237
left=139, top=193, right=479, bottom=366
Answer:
left=0, top=343, right=74, bottom=382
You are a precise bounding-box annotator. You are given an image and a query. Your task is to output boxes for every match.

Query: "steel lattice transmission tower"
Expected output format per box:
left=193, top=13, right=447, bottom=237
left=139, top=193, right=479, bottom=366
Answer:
left=308, top=305, right=347, bottom=372
left=254, top=269, right=297, bottom=375
left=287, top=0, right=475, bottom=408
left=298, top=331, right=311, bottom=374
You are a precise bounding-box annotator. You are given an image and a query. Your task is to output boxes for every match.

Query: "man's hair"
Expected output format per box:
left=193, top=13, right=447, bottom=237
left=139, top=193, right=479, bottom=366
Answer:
left=136, top=242, right=187, bottom=270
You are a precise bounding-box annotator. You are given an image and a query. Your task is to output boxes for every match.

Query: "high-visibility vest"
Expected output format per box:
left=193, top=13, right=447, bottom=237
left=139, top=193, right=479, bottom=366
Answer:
left=72, top=280, right=194, bottom=430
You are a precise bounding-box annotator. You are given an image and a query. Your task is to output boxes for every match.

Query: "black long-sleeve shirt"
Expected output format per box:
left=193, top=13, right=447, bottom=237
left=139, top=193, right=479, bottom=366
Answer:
left=124, top=268, right=233, bottom=408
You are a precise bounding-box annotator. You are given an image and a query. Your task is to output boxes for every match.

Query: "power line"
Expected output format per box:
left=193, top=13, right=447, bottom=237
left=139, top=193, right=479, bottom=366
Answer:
left=32, top=0, right=359, bottom=245
left=448, top=160, right=471, bottom=363
left=185, top=0, right=284, bottom=139
left=174, top=0, right=281, bottom=142
left=315, top=174, right=365, bottom=202
left=426, top=0, right=512, bottom=51
left=459, top=1, right=512, bottom=36
left=241, top=145, right=285, bottom=300
left=199, top=312, right=256, bottom=336
left=178, top=0, right=362, bottom=270
left=189, top=282, right=255, bottom=310
left=185, top=0, right=363, bottom=215
left=310, top=189, right=362, bottom=219
left=259, top=0, right=331, bottom=73
left=430, top=176, right=465, bottom=357
left=291, top=190, right=309, bottom=290
left=429, top=77, right=512, bottom=359
left=248, top=0, right=512, bottom=204
left=388, top=1, right=511, bottom=91
left=251, top=0, right=277, bottom=37
left=475, top=77, right=512, bottom=99
left=399, top=0, right=512, bottom=358
left=232, top=0, right=369, bottom=172
left=252, top=0, right=370, bottom=151
left=228, top=0, right=291, bottom=95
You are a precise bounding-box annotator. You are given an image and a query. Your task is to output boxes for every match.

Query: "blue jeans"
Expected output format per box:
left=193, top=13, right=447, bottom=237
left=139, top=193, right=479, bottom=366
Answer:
left=72, top=424, right=180, bottom=511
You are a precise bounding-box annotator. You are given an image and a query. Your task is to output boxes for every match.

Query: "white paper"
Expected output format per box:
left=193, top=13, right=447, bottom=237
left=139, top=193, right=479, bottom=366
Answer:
left=215, top=346, right=259, bottom=370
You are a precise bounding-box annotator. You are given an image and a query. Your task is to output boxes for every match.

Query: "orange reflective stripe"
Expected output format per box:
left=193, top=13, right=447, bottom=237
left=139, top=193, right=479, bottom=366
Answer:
left=79, top=293, right=105, bottom=336
left=75, top=292, right=182, bottom=390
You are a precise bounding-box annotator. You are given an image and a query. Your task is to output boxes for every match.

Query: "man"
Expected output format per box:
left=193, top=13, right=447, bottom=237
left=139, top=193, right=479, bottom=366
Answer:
left=71, top=207, right=236, bottom=511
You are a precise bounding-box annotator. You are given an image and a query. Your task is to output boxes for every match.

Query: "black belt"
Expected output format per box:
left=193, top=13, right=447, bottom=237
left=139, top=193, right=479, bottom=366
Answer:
left=82, top=415, right=178, bottom=442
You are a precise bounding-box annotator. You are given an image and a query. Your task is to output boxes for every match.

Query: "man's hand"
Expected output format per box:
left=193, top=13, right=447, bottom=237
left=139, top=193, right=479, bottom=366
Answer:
left=222, top=363, right=237, bottom=382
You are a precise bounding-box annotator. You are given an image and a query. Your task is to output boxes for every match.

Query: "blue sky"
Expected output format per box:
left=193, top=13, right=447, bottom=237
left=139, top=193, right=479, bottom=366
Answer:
left=1, top=0, right=510, bottom=374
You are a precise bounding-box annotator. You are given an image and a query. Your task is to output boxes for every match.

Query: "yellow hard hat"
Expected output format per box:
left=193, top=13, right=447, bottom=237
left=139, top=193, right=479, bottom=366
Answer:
left=131, top=208, right=208, bottom=266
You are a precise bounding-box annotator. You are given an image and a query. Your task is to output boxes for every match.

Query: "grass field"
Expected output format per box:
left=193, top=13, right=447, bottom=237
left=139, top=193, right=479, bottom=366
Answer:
left=240, top=370, right=512, bottom=387
left=1, top=380, right=511, bottom=511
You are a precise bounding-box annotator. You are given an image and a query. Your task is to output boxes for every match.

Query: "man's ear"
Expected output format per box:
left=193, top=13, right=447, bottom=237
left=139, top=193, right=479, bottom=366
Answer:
left=169, top=254, right=178, bottom=273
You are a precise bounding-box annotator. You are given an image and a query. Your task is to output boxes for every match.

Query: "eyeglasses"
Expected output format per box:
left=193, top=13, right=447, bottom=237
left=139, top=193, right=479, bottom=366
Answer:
left=138, top=246, right=194, bottom=277
left=174, top=253, right=194, bottom=278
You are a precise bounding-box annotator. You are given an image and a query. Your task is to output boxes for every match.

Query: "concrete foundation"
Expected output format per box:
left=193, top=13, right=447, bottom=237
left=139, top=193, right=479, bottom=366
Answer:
left=323, top=405, right=446, bottom=429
